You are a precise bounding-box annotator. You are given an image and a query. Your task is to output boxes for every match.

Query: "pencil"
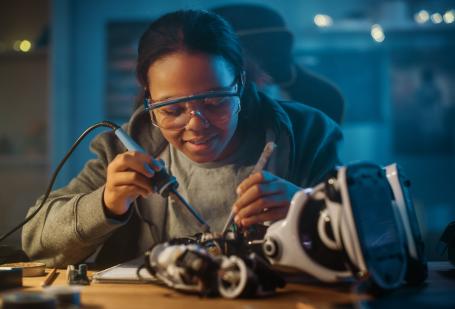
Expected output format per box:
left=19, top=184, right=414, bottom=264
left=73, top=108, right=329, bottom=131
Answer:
left=41, top=267, right=58, bottom=287
left=221, top=141, right=277, bottom=234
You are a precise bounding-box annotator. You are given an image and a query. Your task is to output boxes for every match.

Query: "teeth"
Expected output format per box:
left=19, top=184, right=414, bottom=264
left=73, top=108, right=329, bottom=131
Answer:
left=188, top=136, right=213, bottom=145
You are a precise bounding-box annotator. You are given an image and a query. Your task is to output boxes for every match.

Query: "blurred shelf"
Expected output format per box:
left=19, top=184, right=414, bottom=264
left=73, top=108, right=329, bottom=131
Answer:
left=311, top=20, right=455, bottom=33
left=0, top=155, right=47, bottom=168
left=295, top=21, right=455, bottom=51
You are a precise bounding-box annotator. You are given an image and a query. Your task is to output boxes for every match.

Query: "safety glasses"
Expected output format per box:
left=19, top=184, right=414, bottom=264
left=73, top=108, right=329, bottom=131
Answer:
left=146, top=78, right=242, bottom=130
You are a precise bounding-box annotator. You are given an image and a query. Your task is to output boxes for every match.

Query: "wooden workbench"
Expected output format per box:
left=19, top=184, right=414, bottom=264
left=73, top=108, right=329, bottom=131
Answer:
left=2, top=262, right=454, bottom=308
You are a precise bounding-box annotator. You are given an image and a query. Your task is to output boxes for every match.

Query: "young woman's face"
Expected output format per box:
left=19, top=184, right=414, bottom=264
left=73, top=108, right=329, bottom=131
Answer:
left=147, top=52, right=241, bottom=163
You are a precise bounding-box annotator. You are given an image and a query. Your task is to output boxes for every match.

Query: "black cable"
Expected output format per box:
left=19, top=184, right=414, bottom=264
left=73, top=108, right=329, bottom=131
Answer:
left=170, top=189, right=211, bottom=232
left=0, top=121, right=120, bottom=243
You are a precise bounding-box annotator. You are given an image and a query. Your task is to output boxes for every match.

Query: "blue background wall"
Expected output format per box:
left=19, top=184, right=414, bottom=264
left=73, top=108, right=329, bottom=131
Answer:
left=50, top=0, right=455, bottom=260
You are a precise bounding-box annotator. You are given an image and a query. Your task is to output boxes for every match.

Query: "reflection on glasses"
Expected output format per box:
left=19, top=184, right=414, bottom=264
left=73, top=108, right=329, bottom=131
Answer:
left=147, top=81, right=241, bottom=130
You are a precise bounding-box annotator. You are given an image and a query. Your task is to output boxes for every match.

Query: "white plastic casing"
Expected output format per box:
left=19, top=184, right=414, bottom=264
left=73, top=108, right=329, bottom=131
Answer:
left=385, top=164, right=417, bottom=259
left=264, top=190, right=351, bottom=282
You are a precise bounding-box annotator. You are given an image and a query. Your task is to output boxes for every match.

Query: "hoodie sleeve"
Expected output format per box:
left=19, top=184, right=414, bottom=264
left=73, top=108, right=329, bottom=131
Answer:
left=283, top=102, right=343, bottom=188
left=21, top=130, right=130, bottom=267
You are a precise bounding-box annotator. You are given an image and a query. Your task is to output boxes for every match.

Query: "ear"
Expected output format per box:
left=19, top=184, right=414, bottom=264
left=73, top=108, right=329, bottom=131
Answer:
left=239, top=70, right=246, bottom=96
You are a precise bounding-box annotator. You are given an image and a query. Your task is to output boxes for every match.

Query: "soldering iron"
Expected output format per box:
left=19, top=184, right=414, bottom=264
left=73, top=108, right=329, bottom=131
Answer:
left=113, top=123, right=210, bottom=232
left=0, top=120, right=210, bottom=245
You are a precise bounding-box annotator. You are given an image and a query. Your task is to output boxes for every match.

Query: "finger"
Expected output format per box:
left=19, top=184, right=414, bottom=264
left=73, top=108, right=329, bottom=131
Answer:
left=235, top=194, right=288, bottom=223
left=103, top=184, right=149, bottom=213
left=239, top=207, right=288, bottom=227
left=236, top=171, right=275, bottom=195
left=234, top=181, right=283, bottom=212
left=109, top=171, right=153, bottom=194
left=113, top=184, right=150, bottom=199
left=110, top=152, right=155, bottom=177
left=123, top=151, right=153, bottom=163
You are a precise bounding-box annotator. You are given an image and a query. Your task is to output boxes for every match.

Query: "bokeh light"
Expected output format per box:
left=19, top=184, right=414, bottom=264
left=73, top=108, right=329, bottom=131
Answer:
left=371, top=24, right=385, bottom=43
left=314, top=14, right=333, bottom=28
left=414, top=10, right=430, bottom=24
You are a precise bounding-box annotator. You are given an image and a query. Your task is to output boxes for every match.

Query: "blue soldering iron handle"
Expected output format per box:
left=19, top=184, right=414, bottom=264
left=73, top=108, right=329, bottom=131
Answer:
left=114, top=127, right=178, bottom=197
left=114, top=127, right=146, bottom=153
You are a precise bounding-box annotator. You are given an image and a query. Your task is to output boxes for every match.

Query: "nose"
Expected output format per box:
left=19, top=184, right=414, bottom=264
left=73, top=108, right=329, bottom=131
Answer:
left=185, top=109, right=210, bottom=130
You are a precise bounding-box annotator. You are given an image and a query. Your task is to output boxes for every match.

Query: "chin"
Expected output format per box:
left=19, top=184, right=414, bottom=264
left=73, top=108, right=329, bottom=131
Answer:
left=180, top=137, right=227, bottom=163
left=184, top=151, right=220, bottom=163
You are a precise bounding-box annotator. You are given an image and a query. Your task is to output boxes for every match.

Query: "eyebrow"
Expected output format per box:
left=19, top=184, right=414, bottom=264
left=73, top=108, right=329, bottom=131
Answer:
left=152, top=84, right=233, bottom=103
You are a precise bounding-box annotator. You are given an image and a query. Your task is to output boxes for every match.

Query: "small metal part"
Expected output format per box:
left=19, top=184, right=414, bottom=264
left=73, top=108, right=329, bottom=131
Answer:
left=247, top=239, right=265, bottom=246
left=67, top=264, right=90, bottom=285
left=262, top=238, right=279, bottom=259
left=170, top=189, right=211, bottom=232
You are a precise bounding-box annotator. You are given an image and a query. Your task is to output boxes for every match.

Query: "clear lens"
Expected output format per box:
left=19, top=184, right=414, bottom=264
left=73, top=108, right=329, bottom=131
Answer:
left=151, top=96, right=239, bottom=129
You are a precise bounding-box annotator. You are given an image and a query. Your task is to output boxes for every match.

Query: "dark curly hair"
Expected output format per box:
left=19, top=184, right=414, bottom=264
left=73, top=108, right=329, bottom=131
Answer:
left=136, top=9, right=244, bottom=90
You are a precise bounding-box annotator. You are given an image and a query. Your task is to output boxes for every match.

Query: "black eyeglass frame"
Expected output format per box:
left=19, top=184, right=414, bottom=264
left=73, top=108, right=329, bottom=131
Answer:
left=143, top=71, right=245, bottom=111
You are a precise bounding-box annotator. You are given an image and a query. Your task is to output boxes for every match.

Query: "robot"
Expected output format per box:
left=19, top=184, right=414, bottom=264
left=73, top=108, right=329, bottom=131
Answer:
left=142, top=162, right=427, bottom=297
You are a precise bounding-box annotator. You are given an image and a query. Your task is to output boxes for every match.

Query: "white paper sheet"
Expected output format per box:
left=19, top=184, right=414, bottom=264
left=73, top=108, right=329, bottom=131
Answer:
left=92, top=256, right=157, bottom=283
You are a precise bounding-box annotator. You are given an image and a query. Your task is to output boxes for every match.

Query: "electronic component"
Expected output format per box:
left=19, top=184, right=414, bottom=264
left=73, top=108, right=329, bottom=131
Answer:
left=67, top=264, right=90, bottom=285
left=143, top=240, right=284, bottom=298
left=142, top=162, right=427, bottom=295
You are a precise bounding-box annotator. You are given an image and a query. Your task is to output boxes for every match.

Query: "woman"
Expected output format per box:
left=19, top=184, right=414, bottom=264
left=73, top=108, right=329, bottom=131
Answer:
left=22, top=10, right=342, bottom=267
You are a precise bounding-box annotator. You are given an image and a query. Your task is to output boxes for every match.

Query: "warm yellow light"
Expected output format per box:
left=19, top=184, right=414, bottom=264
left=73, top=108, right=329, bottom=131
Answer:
left=371, top=24, right=385, bottom=43
left=414, top=10, right=430, bottom=24
left=431, top=13, right=443, bottom=24
left=314, top=14, right=333, bottom=27
left=19, top=40, right=32, bottom=52
left=444, top=10, right=455, bottom=24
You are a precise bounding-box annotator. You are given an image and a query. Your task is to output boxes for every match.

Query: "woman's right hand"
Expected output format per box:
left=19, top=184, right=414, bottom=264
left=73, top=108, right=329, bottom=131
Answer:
left=103, top=151, right=160, bottom=215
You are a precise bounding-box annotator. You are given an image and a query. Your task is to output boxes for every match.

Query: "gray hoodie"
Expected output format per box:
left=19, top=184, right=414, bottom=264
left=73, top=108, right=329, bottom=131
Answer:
left=22, top=86, right=342, bottom=267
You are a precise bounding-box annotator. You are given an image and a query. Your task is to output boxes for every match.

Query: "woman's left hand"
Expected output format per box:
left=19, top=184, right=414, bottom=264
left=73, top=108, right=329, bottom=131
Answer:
left=233, top=171, right=301, bottom=227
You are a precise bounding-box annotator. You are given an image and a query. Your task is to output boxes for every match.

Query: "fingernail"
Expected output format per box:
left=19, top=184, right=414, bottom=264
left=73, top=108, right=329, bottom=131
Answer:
left=234, top=215, right=239, bottom=223
left=236, top=187, right=241, bottom=195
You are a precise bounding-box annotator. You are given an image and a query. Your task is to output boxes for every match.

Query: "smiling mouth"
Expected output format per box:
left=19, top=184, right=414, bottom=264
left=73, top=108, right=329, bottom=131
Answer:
left=185, top=135, right=216, bottom=145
